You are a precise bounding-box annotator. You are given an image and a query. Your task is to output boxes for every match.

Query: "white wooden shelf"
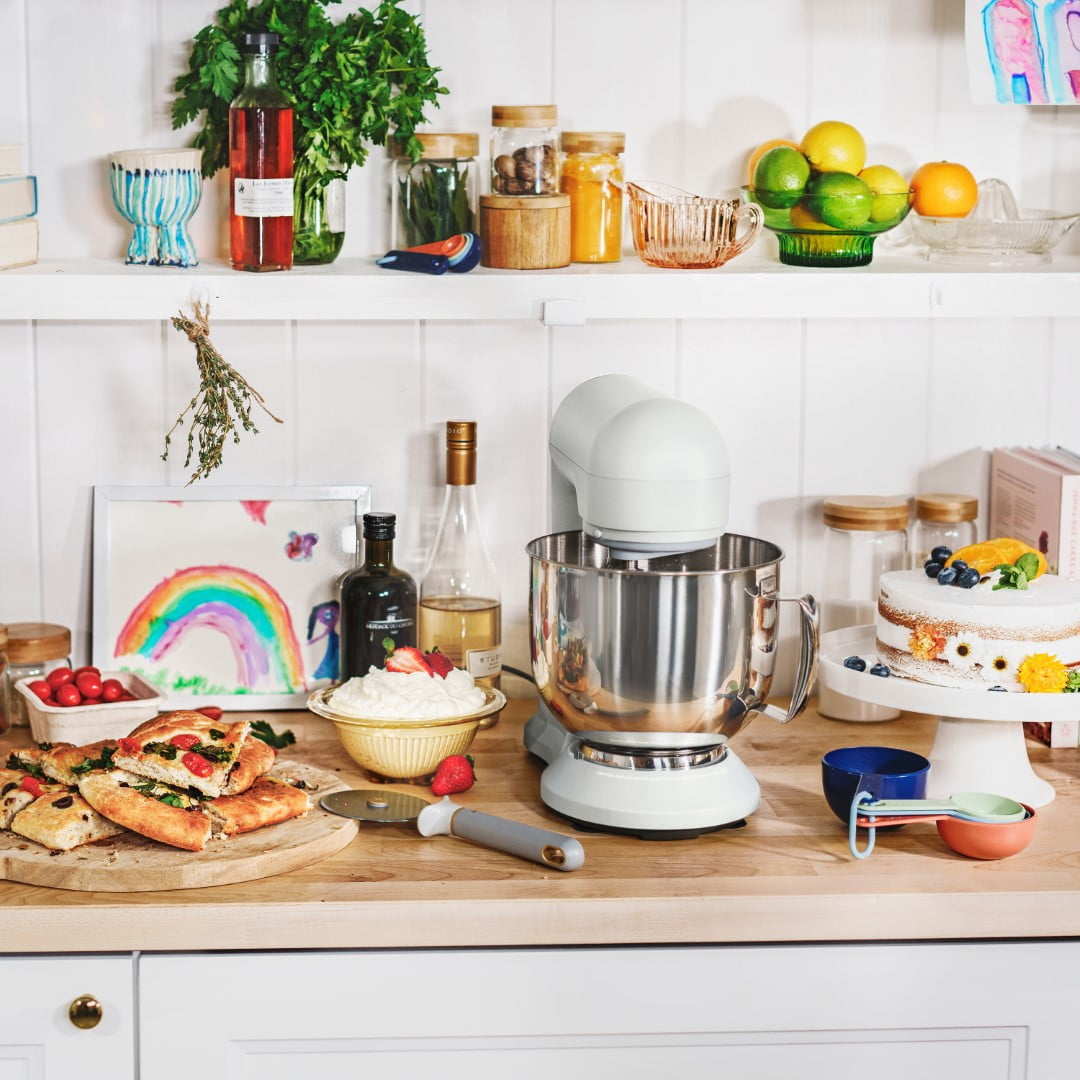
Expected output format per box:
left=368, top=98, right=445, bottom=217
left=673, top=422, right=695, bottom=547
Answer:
left=2, top=254, right=1079, bottom=322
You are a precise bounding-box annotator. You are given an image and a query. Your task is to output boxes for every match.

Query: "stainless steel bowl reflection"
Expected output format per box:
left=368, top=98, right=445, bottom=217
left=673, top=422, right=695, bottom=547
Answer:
left=527, top=531, right=818, bottom=744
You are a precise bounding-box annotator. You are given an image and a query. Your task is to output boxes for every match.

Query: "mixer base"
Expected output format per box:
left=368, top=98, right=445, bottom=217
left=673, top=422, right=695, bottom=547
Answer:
left=558, top=813, right=748, bottom=842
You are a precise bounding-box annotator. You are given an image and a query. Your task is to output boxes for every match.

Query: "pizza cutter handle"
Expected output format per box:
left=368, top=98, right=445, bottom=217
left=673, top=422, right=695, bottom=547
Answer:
left=417, top=797, right=585, bottom=871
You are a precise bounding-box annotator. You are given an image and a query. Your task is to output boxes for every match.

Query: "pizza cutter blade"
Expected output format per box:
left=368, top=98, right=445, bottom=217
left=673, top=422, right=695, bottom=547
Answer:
left=320, top=789, right=584, bottom=871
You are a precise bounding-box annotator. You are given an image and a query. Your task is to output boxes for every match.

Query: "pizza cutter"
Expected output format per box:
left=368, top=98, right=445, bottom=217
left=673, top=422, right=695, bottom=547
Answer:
left=320, top=789, right=585, bottom=871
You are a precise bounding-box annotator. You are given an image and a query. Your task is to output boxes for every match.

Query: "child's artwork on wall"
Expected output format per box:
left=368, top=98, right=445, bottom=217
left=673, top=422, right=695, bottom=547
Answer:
left=968, top=0, right=1080, bottom=104
left=92, top=486, right=369, bottom=710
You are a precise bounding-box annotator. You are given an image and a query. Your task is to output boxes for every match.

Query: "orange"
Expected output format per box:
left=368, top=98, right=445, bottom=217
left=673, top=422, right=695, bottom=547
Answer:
left=747, top=139, right=800, bottom=185
left=945, top=542, right=1008, bottom=575
left=987, top=537, right=1047, bottom=578
left=910, top=161, right=978, bottom=218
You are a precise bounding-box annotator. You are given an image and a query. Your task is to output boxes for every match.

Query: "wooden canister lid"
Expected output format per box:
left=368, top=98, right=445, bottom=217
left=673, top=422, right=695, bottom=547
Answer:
left=390, top=131, right=479, bottom=159
left=561, top=131, right=625, bottom=155
left=913, top=493, right=978, bottom=523
left=822, top=496, right=909, bottom=532
left=480, top=193, right=570, bottom=211
left=5, top=622, right=71, bottom=663
left=491, top=104, right=558, bottom=128
left=0, top=624, right=7, bottom=650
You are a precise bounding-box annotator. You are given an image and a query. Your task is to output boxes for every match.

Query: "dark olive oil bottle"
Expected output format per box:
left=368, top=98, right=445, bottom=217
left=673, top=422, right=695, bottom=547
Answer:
left=339, top=513, right=417, bottom=679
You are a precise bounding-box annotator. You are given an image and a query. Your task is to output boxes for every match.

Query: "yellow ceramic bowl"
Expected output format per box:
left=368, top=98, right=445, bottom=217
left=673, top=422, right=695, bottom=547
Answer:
left=306, top=685, right=505, bottom=782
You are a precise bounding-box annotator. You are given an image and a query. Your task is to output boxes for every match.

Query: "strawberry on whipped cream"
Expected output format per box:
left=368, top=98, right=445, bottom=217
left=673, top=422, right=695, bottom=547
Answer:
left=330, top=666, right=485, bottom=720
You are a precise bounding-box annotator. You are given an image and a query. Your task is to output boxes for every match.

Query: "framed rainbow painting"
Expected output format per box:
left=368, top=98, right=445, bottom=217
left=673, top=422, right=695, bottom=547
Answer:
left=92, top=486, right=370, bottom=710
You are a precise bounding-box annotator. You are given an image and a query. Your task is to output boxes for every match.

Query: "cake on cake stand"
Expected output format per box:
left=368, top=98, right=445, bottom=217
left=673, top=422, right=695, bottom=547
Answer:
left=819, top=626, right=1068, bottom=807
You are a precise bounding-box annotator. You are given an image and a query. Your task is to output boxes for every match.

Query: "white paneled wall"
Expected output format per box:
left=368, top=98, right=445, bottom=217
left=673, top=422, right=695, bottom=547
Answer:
left=1, top=0, right=1079, bottom=687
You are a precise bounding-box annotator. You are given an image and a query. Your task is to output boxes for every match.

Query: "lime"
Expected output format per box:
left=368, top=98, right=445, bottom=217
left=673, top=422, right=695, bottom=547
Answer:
left=807, top=172, right=873, bottom=229
left=858, top=164, right=910, bottom=223
left=752, top=146, right=810, bottom=209
left=800, top=120, right=866, bottom=174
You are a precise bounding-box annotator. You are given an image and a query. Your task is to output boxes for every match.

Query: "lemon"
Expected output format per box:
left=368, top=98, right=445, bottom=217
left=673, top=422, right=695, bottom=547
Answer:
left=800, top=120, right=867, bottom=174
left=806, top=172, right=873, bottom=229
left=858, top=164, right=910, bottom=223
left=788, top=202, right=836, bottom=230
left=752, top=146, right=811, bottom=209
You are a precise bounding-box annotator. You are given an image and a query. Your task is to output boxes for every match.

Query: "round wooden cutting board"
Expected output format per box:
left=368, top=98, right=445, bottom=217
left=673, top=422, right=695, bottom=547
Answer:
left=0, top=761, right=359, bottom=892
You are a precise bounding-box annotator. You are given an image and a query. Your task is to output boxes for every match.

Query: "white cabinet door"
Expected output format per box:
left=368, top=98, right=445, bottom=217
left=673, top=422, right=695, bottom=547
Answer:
left=140, top=942, right=1077, bottom=1080
left=0, top=954, right=135, bottom=1078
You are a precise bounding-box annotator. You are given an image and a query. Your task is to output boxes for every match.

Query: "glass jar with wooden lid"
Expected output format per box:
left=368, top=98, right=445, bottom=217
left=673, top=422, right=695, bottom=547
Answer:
left=819, top=496, right=909, bottom=722
left=3, top=622, right=72, bottom=727
left=0, top=624, right=9, bottom=734
left=560, top=131, right=625, bottom=263
left=390, top=131, right=479, bottom=249
left=490, top=104, right=559, bottom=195
left=909, top=493, right=978, bottom=569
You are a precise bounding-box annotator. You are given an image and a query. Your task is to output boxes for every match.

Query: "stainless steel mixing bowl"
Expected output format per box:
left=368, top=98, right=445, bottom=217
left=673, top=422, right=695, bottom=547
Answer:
left=527, top=531, right=818, bottom=745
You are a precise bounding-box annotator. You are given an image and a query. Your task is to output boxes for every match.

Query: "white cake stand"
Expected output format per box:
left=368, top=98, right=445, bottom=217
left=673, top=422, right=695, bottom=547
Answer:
left=818, top=626, right=1070, bottom=807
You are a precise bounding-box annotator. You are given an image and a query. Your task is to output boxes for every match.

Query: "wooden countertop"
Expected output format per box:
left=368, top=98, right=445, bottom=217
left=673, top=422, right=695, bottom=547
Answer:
left=1, top=695, right=1078, bottom=954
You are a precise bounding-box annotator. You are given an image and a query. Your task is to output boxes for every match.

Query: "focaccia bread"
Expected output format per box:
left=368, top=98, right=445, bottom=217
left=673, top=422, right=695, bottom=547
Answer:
left=0, top=767, right=44, bottom=828
left=112, top=711, right=250, bottom=798
left=206, top=774, right=311, bottom=837
left=41, top=740, right=117, bottom=785
left=9, top=789, right=126, bottom=851
left=222, top=735, right=277, bottom=796
left=78, top=769, right=212, bottom=852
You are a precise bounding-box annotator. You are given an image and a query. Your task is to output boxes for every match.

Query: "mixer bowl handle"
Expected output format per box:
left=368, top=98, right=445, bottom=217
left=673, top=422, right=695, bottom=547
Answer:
left=754, top=593, right=819, bottom=725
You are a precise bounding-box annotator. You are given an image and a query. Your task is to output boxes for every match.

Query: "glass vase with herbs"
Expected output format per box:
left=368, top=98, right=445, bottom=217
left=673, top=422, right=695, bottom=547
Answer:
left=392, top=131, right=478, bottom=248
left=172, top=0, right=447, bottom=265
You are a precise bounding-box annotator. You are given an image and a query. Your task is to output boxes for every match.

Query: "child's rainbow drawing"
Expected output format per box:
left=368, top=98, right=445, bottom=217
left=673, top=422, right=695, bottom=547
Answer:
left=114, top=564, right=307, bottom=694
left=969, top=0, right=1080, bottom=104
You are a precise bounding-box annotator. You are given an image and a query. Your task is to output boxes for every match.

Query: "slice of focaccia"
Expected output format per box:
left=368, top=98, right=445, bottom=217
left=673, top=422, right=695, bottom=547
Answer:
left=78, top=769, right=212, bottom=852
left=112, top=711, right=250, bottom=798
left=9, top=789, right=126, bottom=851
left=41, top=740, right=118, bottom=785
left=206, top=773, right=311, bottom=837
left=5, top=746, right=49, bottom=778
left=222, top=735, right=277, bottom=796
left=0, top=767, right=47, bottom=828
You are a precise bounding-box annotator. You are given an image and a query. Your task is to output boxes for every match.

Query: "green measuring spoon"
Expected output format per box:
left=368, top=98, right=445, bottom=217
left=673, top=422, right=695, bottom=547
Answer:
left=857, top=791, right=1027, bottom=824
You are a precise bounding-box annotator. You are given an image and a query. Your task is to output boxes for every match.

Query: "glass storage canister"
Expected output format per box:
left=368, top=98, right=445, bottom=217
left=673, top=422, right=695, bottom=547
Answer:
left=819, top=496, right=909, bottom=722
left=3, top=622, right=72, bottom=728
left=490, top=104, right=559, bottom=195
left=909, top=493, right=978, bottom=569
left=560, top=131, right=624, bottom=263
left=0, top=624, right=9, bottom=735
left=391, top=132, right=479, bottom=249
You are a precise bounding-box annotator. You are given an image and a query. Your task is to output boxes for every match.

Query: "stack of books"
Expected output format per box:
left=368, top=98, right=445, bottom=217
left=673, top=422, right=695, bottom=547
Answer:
left=991, top=445, right=1080, bottom=747
left=0, top=144, right=38, bottom=270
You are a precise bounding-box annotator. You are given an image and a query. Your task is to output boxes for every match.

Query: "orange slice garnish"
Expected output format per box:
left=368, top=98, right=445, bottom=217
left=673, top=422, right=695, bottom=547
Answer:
left=945, top=542, right=1008, bottom=575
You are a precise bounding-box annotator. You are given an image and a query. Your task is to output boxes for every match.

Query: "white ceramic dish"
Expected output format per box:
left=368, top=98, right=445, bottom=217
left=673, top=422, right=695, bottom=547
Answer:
left=14, top=671, right=165, bottom=744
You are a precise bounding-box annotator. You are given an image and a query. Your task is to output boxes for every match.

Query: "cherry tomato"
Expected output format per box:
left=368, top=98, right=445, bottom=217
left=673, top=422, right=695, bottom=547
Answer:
left=55, top=683, right=82, bottom=707
left=19, top=776, right=43, bottom=797
left=72, top=665, right=100, bottom=679
left=27, top=680, right=52, bottom=702
left=182, top=751, right=213, bottom=778
left=45, top=667, right=74, bottom=691
left=118, top=692, right=137, bottom=701
left=100, top=679, right=124, bottom=702
left=195, top=706, right=223, bottom=721
left=75, top=672, right=103, bottom=699
left=170, top=733, right=200, bottom=751
left=117, top=737, right=141, bottom=754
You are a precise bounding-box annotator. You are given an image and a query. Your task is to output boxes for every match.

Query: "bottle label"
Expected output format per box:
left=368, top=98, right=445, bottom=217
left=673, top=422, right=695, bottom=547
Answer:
left=234, top=177, right=294, bottom=218
left=466, top=645, right=502, bottom=679
left=366, top=617, right=415, bottom=633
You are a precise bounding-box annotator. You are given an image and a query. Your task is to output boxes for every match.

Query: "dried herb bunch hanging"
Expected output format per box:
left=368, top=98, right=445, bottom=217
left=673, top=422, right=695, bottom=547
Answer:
left=165, top=301, right=283, bottom=485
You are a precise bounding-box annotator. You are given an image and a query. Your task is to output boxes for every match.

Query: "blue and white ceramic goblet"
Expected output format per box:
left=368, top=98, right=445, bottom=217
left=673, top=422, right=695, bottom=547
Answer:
left=108, top=148, right=203, bottom=267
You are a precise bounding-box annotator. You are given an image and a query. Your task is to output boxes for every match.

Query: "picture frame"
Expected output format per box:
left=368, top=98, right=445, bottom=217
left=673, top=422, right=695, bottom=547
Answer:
left=92, top=485, right=370, bottom=711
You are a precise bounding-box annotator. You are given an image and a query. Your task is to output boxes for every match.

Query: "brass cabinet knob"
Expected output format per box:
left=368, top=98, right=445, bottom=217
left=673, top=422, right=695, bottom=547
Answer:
left=68, top=994, right=103, bottom=1029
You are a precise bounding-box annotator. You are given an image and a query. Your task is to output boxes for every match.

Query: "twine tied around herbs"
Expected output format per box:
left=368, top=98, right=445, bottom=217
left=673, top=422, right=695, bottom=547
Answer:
left=163, top=301, right=284, bottom=485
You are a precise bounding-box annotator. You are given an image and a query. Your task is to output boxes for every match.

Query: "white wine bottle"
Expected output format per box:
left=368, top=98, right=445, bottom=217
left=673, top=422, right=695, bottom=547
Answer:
left=419, top=421, right=502, bottom=726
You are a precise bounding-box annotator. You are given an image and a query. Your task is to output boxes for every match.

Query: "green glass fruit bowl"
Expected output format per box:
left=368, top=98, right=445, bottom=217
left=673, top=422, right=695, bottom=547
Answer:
left=742, top=184, right=912, bottom=267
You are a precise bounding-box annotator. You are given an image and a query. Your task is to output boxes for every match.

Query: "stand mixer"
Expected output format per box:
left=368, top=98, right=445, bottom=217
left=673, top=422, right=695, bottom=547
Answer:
left=525, top=375, right=819, bottom=838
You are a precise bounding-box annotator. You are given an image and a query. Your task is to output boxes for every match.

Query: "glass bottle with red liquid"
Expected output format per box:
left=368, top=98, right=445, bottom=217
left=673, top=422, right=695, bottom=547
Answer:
left=229, top=32, right=294, bottom=271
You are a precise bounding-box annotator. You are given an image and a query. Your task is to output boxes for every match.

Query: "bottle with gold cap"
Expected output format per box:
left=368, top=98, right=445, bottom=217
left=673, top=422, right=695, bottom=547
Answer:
left=419, top=421, right=502, bottom=725
left=819, top=496, right=909, bottom=722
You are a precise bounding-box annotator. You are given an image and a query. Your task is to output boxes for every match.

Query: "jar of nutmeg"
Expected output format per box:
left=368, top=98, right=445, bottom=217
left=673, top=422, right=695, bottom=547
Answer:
left=490, top=105, right=560, bottom=196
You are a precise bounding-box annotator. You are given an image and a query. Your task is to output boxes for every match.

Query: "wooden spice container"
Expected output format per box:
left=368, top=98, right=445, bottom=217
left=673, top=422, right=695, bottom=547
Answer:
left=479, top=193, right=571, bottom=269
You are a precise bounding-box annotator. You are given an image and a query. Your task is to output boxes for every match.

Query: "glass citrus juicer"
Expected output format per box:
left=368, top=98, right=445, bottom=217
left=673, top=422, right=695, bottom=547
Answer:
left=525, top=375, right=819, bottom=838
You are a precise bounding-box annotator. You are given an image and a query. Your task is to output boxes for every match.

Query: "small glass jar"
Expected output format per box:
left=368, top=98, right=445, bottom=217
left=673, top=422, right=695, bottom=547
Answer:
left=391, top=132, right=479, bottom=248
left=909, top=493, right=978, bottom=568
left=3, top=622, right=72, bottom=728
left=0, top=624, right=9, bottom=735
left=819, top=496, right=909, bottom=722
left=490, top=104, right=559, bottom=196
left=560, top=131, right=625, bottom=263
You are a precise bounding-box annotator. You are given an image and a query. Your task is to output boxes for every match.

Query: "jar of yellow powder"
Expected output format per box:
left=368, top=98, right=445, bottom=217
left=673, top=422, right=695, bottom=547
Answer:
left=560, top=131, right=624, bottom=263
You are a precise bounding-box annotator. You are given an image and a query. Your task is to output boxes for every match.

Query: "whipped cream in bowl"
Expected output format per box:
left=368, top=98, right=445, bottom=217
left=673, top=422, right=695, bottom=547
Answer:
left=328, top=666, right=488, bottom=720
